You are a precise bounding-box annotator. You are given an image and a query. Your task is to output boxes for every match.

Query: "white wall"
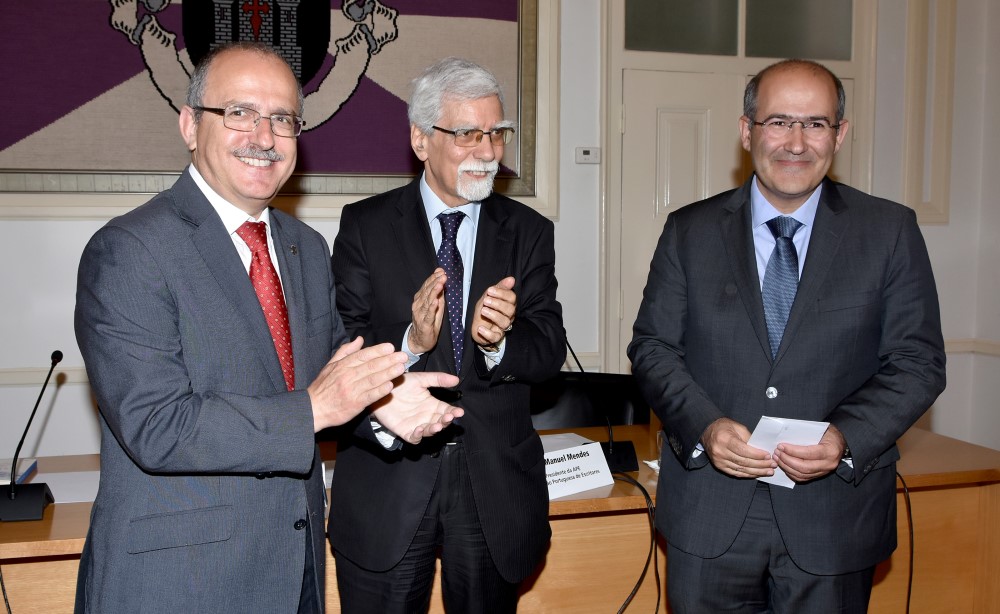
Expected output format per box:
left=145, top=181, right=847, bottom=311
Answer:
left=2, top=0, right=998, bottom=459
left=554, top=0, right=602, bottom=362
left=968, top=0, right=1000, bottom=448
left=872, top=0, right=999, bottom=449
left=1, top=219, right=104, bottom=456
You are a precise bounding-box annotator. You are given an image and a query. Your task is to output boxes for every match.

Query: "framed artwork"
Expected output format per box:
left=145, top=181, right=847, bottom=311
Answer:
left=0, top=0, right=554, bottom=212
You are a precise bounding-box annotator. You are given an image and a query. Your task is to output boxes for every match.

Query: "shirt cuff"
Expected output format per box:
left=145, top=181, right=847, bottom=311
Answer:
left=479, top=337, right=505, bottom=371
left=401, top=324, right=422, bottom=371
left=370, top=416, right=401, bottom=450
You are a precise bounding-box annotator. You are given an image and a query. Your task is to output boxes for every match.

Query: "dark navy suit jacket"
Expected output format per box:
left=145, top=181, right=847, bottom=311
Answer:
left=629, top=177, right=946, bottom=574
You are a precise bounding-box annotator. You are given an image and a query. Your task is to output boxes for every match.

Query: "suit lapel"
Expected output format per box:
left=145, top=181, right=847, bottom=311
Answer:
left=720, top=183, right=772, bottom=360
left=391, top=183, right=439, bottom=291
left=175, top=172, right=289, bottom=394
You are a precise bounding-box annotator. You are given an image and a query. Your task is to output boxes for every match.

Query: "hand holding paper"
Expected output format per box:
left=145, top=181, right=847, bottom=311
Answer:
left=702, top=417, right=776, bottom=479
left=747, top=416, right=830, bottom=489
left=773, top=424, right=848, bottom=484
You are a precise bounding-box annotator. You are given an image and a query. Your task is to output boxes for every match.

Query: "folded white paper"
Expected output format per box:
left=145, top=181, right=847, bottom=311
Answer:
left=747, top=416, right=829, bottom=489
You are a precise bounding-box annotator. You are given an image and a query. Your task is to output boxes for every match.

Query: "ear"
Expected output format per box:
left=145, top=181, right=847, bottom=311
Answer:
left=179, top=106, right=198, bottom=152
left=410, top=124, right=429, bottom=161
left=832, top=119, right=850, bottom=154
left=738, top=116, right=752, bottom=153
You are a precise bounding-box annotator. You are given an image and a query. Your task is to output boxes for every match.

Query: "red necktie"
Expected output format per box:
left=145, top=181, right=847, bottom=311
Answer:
left=236, top=221, right=295, bottom=391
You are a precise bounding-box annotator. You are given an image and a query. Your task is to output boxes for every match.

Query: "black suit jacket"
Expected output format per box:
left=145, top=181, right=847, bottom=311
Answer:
left=327, top=178, right=566, bottom=583
left=628, top=177, right=946, bottom=575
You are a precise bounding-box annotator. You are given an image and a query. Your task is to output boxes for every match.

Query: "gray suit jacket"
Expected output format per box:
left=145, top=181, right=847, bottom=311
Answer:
left=628, top=178, right=946, bottom=575
left=74, top=168, right=347, bottom=613
left=327, top=179, right=566, bottom=583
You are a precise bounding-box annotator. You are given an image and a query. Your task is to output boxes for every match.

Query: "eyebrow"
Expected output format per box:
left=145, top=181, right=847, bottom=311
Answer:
left=450, top=121, right=516, bottom=131
left=763, top=113, right=833, bottom=122
left=221, top=101, right=299, bottom=116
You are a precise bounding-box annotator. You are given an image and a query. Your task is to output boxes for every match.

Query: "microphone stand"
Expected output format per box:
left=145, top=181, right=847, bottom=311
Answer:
left=0, top=351, right=61, bottom=521
left=565, top=342, right=638, bottom=472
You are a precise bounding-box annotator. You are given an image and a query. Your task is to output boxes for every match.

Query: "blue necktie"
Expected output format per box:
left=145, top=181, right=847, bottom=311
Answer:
left=762, top=216, right=803, bottom=358
left=437, top=212, right=465, bottom=373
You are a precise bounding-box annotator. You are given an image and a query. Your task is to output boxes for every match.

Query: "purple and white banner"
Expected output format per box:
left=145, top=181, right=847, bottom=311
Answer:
left=0, top=1, right=522, bottom=179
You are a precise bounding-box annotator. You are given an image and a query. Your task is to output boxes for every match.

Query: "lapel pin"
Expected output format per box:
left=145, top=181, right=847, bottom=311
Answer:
left=290, top=245, right=298, bottom=255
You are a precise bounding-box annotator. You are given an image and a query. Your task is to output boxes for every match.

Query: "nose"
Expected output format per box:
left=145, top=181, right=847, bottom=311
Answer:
left=252, top=117, right=276, bottom=149
left=473, top=133, right=499, bottom=160
left=783, top=124, right=807, bottom=154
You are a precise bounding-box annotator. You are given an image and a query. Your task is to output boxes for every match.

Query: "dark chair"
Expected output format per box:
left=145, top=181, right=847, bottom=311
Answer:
left=529, top=371, right=649, bottom=430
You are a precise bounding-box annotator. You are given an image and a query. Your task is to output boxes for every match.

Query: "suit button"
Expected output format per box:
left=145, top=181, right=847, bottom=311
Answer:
left=502, top=374, right=515, bottom=382
left=255, top=473, right=266, bottom=480
left=431, top=451, right=441, bottom=458
left=765, top=387, right=778, bottom=399
left=294, top=519, right=307, bottom=530
left=454, top=391, right=463, bottom=399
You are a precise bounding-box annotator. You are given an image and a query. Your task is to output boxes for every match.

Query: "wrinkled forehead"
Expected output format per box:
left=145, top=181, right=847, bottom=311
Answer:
left=443, top=92, right=502, bottom=115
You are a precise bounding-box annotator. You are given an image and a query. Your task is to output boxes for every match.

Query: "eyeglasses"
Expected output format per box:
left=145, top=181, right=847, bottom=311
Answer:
left=749, top=118, right=841, bottom=139
left=194, top=105, right=304, bottom=138
left=432, top=125, right=515, bottom=147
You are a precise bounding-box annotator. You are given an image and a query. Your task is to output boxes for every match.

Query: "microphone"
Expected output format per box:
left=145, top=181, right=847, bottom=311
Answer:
left=0, top=351, right=61, bottom=521
left=565, top=341, right=638, bottom=473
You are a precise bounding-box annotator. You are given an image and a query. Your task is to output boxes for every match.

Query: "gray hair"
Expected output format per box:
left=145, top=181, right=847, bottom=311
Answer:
left=408, top=57, right=507, bottom=133
left=743, top=59, right=845, bottom=123
left=186, top=42, right=304, bottom=120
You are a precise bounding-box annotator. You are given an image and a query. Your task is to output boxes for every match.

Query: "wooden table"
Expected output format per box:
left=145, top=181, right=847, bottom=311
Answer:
left=869, top=428, right=1000, bottom=614
left=2, top=427, right=998, bottom=613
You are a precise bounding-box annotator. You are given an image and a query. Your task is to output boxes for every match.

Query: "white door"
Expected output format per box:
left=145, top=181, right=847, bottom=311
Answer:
left=616, top=69, right=745, bottom=369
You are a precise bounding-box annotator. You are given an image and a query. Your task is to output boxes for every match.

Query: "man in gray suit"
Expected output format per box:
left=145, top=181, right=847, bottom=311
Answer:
left=629, top=59, right=946, bottom=613
left=74, top=42, right=462, bottom=613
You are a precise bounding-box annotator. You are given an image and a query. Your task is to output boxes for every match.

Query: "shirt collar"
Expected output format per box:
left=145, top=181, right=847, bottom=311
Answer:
left=188, top=165, right=272, bottom=235
left=419, top=172, right=481, bottom=228
left=750, top=175, right=821, bottom=230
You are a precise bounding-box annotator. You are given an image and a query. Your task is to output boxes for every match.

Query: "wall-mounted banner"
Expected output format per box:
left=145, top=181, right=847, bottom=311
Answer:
left=0, top=1, right=529, bottom=190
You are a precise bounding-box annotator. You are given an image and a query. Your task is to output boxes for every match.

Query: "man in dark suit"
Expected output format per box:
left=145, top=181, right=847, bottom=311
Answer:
left=629, top=59, right=946, bottom=613
left=328, top=57, right=566, bottom=613
left=74, top=42, right=462, bottom=614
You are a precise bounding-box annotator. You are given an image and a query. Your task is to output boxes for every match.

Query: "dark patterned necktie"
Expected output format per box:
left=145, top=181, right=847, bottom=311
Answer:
left=236, top=221, right=295, bottom=391
left=762, top=216, right=803, bottom=358
left=437, top=212, right=465, bottom=373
